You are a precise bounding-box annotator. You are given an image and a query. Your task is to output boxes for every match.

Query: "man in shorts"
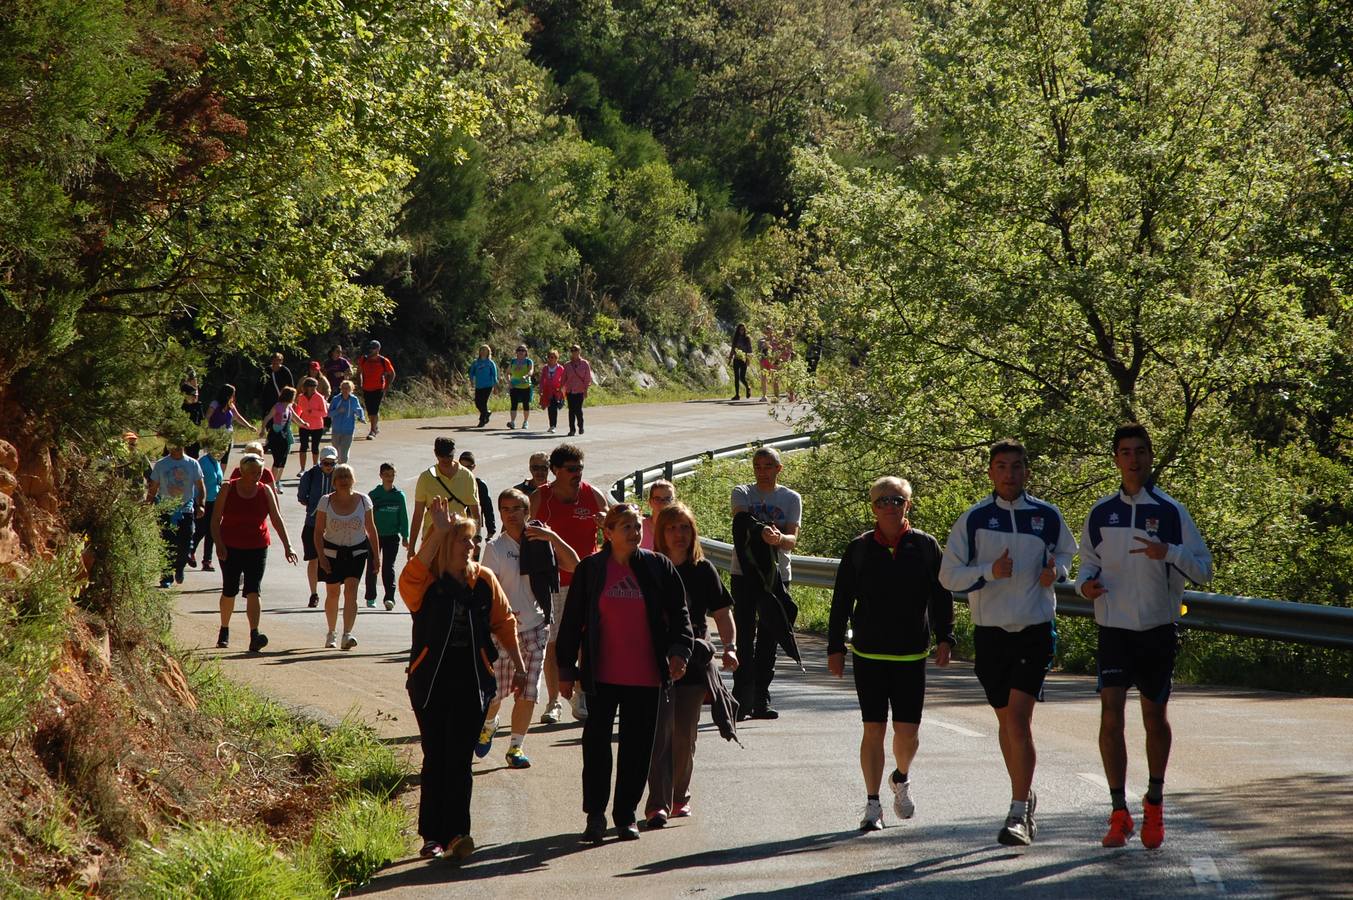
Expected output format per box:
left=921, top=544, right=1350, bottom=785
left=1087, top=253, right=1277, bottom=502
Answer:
left=407, top=437, right=479, bottom=556
left=476, top=488, right=579, bottom=767
left=1077, top=423, right=1213, bottom=850
left=529, top=443, right=610, bottom=723
left=940, top=438, right=1077, bottom=846
left=296, top=446, right=337, bottom=608
left=357, top=339, right=395, bottom=439
left=730, top=447, right=801, bottom=719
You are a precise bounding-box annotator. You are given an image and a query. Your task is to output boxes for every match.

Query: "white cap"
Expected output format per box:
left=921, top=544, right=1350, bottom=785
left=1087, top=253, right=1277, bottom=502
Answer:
left=319, top=447, right=339, bottom=461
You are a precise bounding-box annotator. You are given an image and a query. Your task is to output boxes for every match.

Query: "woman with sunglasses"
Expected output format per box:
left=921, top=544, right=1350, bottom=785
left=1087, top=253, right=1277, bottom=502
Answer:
left=826, top=476, right=955, bottom=832
left=554, top=503, right=694, bottom=844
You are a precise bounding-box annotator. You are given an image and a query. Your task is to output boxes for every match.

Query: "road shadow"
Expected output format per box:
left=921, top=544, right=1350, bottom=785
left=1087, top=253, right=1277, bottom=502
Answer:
left=1186, top=773, right=1353, bottom=899
left=350, top=830, right=594, bottom=893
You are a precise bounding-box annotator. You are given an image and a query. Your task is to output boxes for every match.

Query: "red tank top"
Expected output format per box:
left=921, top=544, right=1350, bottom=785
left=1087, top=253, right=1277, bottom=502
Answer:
left=219, top=480, right=272, bottom=549
left=537, top=480, right=602, bottom=586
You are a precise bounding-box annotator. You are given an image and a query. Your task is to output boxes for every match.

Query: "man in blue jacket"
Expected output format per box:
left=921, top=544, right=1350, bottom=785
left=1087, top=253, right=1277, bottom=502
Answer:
left=297, top=446, right=337, bottom=608
left=940, top=438, right=1076, bottom=847
left=1077, top=423, right=1212, bottom=851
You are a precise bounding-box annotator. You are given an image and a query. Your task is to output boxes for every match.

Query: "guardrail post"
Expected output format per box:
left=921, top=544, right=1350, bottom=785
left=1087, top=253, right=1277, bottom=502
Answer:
left=633, top=470, right=644, bottom=501
left=664, top=461, right=673, bottom=481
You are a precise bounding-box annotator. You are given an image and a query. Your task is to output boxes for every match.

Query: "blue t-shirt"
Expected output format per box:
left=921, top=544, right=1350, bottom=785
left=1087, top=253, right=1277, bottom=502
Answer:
left=150, top=455, right=203, bottom=520
left=198, top=453, right=224, bottom=501
left=469, top=357, right=498, bottom=389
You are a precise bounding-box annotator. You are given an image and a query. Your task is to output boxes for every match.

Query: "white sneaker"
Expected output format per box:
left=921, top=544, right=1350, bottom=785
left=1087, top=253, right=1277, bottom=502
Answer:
left=324, top=631, right=337, bottom=649
left=891, top=776, right=915, bottom=819
left=547, top=427, right=555, bottom=434
left=860, top=798, right=884, bottom=831
left=570, top=691, right=588, bottom=722
left=541, top=699, right=563, bottom=724
left=341, top=633, right=357, bottom=650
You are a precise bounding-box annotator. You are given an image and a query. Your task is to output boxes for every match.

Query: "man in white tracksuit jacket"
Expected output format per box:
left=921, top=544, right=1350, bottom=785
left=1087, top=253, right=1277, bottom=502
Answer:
left=1076, top=423, right=1213, bottom=851
left=940, top=438, right=1076, bottom=848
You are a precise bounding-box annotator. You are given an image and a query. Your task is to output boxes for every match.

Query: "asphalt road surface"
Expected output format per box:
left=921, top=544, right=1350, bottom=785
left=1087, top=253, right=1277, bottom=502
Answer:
left=169, top=399, right=1353, bottom=899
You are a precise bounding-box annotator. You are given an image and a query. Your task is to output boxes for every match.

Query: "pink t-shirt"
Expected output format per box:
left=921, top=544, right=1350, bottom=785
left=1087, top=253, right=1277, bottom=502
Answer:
left=564, top=358, right=592, bottom=394
left=640, top=517, right=654, bottom=551
left=594, top=558, right=660, bottom=687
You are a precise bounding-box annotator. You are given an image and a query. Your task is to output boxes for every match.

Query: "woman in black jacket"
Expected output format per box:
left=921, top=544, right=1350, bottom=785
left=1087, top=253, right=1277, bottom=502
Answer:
left=399, top=497, right=526, bottom=862
left=555, top=503, right=695, bottom=843
left=827, top=477, right=955, bottom=832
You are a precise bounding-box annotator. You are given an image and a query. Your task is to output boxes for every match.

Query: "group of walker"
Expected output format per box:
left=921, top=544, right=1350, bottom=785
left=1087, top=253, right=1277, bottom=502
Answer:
left=829, top=424, right=1212, bottom=853
left=154, top=405, right=1212, bottom=864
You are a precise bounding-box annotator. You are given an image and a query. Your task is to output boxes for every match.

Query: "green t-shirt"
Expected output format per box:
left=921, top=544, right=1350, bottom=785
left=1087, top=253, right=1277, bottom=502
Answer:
left=508, top=357, right=534, bottom=389
left=368, top=484, right=409, bottom=539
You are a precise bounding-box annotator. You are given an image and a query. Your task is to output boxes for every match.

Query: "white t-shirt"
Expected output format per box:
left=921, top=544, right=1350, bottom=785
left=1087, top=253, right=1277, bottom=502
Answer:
left=730, top=482, right=803, bottom=582
left=318, top=493, right=372, bottom=546
left=481, top=531, right=544, bottom=631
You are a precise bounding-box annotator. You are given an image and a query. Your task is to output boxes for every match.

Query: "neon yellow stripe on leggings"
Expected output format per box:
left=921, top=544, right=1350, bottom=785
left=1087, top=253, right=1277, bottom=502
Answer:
left=849, top=646, right=930, bottom=662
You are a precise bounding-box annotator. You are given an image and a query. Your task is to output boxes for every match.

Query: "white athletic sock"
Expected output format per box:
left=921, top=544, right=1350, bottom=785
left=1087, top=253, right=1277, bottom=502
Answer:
left=510, top=733, right=525, bottom=749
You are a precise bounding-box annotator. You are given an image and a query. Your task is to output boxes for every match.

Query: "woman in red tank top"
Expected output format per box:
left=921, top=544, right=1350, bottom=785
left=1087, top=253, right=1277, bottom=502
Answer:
left=210, top=454, right=297, bottom=654
left=528, top=444, right=609, bottom=724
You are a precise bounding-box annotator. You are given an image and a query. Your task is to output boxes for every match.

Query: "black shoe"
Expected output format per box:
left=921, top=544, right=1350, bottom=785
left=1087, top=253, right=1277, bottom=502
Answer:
left=748, top=706, right=780, bottom=720
left=216, top=627, right=229, bottom=649
left=307, top=592, right=319, bottom=608
left=582, top=815, right=607, bottom=844
left=731, top=394, right=740, bottom=400
left=644, top=811, right=668, bottom=830
left=248, top=632, right=269, bottom=653
left=616, top=822, right=640, bottom=841
left=566, top=430, right=575, bottom=437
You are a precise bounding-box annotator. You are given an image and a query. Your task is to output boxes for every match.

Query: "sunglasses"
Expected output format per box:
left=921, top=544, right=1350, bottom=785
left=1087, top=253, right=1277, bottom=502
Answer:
left=561, top=464, right=584, bottom=473
left=650, top=495, right=673, bottom=503
left=320, top=460, right=335, bottom=467
left=873, top=496, right=909, bottom=507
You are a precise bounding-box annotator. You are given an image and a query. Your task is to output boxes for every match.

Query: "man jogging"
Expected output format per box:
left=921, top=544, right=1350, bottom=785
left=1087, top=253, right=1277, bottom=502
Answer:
left=729, top=447, right=801, bottom=720
left=1076, top=423, right=1212, bottom=850
left=829, top=477, right=953, bottom=832
left=358, top=340, right=395, bottom=439
left=939, top=438, right=1076, bottom=847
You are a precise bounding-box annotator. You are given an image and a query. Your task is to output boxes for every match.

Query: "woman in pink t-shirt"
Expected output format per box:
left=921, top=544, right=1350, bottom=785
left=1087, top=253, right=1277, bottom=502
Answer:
left=562, top=344, right=593, bottom=436
left=553, top=504, right=694, bottom=844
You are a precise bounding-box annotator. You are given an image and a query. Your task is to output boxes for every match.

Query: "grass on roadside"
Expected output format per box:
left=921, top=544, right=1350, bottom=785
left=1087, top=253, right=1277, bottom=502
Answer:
left=309, top=792, right=412, bottom=891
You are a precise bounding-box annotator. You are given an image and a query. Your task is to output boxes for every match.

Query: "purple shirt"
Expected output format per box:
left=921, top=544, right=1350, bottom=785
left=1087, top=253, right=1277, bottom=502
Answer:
left=564, top=358, right=592, bottom=394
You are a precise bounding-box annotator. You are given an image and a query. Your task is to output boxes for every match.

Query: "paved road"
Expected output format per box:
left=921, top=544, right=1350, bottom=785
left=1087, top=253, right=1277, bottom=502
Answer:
left=170, top=400, right=1353, bottom=899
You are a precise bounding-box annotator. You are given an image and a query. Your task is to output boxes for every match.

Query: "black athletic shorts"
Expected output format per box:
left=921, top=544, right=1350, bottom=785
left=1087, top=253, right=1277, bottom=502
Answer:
left=1097, top=623, right=1178, bottom=704
left=220, top=546, right=267, bottom=597
left=364, top=389, right=384, bottom=415
left=301, top=517, right=318, bottom=561
left=264, top=429, right=290, bottom=468
left=509, top=386, right=532, bottom=410
left=852, top=653, right=926, bottom=724
left=322, top=539, right=370, bottom=584
left=973, top=621, right=1056, bottom=709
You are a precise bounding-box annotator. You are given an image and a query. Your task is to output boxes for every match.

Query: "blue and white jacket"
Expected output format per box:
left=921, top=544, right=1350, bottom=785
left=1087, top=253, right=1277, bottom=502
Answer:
left=939, top=492, right=1077, bottom=630
left=1075, top=483, right=1213, bottom=631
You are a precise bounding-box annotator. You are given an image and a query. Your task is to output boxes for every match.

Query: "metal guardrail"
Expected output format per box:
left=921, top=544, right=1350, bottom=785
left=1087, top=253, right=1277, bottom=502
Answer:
left=621, top=434, right=1353, bottom=652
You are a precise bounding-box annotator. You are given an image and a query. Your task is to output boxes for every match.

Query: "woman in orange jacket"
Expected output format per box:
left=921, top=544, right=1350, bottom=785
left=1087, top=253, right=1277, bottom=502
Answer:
left=400, top=497, right=527, bottom=862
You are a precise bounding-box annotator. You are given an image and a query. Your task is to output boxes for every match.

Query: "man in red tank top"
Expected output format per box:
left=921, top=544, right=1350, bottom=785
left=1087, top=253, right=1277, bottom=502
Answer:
left=530, top=443, right=611, bottom=724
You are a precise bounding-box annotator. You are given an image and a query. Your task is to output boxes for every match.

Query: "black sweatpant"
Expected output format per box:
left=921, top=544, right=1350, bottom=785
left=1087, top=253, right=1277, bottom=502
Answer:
left=731, top=574, right=783, bottom=709
left=474, top=387, right=492, bottom=424
left=365, top=534, right=402, bottom=600
left=581, top=682, right=660, bottom=827
left=160, top=512, right=194, bottom=580
left=547, top=398, right=561, bottom=430
left=566, top=392, right=585, bottom=433
left=411, top=660, right=485, bottom=843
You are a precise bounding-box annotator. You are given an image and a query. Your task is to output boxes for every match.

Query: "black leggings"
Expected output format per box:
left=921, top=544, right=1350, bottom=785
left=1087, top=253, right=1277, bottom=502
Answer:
left=192, top=497, right=218, bottom=562
left=567, top=392, right=585, bottom=432
left=299, top=428, right=322, bottom=456
left=547, top=398, right=561, bottom=429
left=474, top=387, right=492, bottom=423
left=732, top=358, right=751, bottom=397
left=581, top=682, right=660, bottom=827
